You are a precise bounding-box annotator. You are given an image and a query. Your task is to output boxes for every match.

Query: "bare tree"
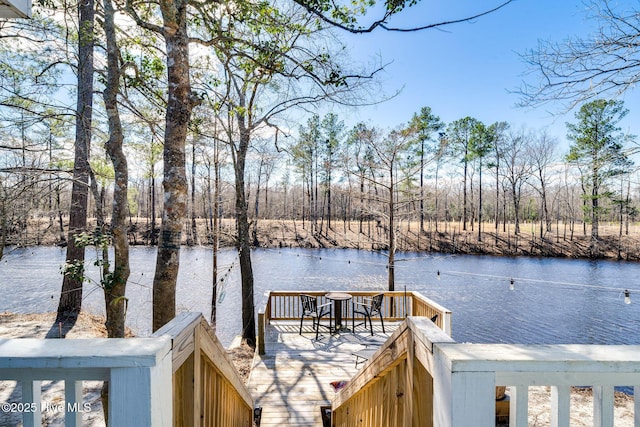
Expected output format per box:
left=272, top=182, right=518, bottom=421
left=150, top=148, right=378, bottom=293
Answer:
left=364, top=127, right=417, bottom=291
left=295, top=0, right=514, bottom=33
left=345, top=122, right=376, bottom=236
left=500, top=128, right=533, bottom=235
left=250, top=140, right=279, bottom=243
left=520, top=0, right=640, bottom=109
left=208, top=3, right=382, bottom=344
left=527, top=129, right=558, bottom=237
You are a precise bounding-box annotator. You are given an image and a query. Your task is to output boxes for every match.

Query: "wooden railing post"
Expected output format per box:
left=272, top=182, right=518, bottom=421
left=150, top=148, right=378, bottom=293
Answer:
left=550, top=385, right=570, bottom=427
left=108, top=338, right=173, bottom=427
left=432, top=348, right=495, bottom=427
left=258, top=310, right=266, bottom=355
left=64, top=380, right=82, bottom=427
left=21, top=380, right=41, bottom=427
left=193, top=324, right=202, bottom=425
left=153, top=312, right=254, bottom=426
left=509, top=385, right=529, bottom=427
left=593, top=386, right=614, bottom=427
left=258, top=290, right=273, bottom=355
left=442, top=312, right=452, bottom=336
left=452, top=371, right=495, bottom=427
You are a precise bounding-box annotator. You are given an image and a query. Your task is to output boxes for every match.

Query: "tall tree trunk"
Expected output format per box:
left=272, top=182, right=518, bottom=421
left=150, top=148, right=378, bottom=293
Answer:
left=388, top=166, right=395, bottom=292
left=494, top=157, right=500, bottom=242
left=206, top=163, right=213, bottom=236
left=502, top=189, right=507, bottom=233
left=327, top=179, right=332, bottom=230
left=153, top=2, right=193, bottom=332
left=190, top=141, right=198, bottom=245
left=618, top=178, right=624, bottom=260
left=591, top=178, right=599, bottom=240
left=590, top=174, right=600, bottom=256
left=542, top=184, right=551, bottom=233
left=211, top=150, right=221, bottom=325
left=462, top=145, right=468, bottom=231
left=420, top=139, right=425, bottom=233
left=264, top=175, right=270, bottom=221
left=253, top=160, right=263, bottom=246
left=313, top=149, right=318, bottom=234
left=478, top=159, right=482, bottom=241
left=626, top=179, right=630, bottom=236
left=56, top=186, right=65, bottom=244
left=434, top=161, right=439, bottom=233
left=235, top=126, right=256, bottom=346
left=0, top=198, right=6, bottom=260
left=102, top=0, right=130, bottom=339
left=150, top=172, right=157, bottom=245
left=359, top=175, right=364, bottom=234
left=512, top=184, right=521, bottom=235
left=100, top=1, right=130, bottom=418
left=57, top=0, right=94, bottom=322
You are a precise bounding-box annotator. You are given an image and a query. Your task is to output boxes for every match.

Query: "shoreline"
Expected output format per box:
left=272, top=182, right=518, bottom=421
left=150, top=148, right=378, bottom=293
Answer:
left=5, top=218, right=640, bottom=263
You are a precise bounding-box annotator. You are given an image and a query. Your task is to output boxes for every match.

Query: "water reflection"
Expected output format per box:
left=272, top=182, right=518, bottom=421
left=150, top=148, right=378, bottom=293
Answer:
left=1, top=246, right=639, bottom=348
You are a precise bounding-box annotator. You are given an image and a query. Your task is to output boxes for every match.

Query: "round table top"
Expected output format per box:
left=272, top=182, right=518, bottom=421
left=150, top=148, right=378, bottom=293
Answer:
left=325, top=292, right=352, bottom=301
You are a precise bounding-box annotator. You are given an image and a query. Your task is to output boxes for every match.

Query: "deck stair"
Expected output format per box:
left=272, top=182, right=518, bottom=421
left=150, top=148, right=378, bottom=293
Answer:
left=248, top=321, right=391, bottom=426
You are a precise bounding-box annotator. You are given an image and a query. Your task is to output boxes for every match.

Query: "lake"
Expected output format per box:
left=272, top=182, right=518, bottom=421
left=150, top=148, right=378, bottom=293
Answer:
left=1, top=246, right=639, bottom=348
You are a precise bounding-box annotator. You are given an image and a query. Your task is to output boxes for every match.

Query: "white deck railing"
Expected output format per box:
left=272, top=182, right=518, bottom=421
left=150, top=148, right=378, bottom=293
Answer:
left=333, top=316, right=640, bottom=427
left=0, top=336, right=172, bottom=426
left=0, top=312, right=253, bottom=427
left=428, top=324, right=640, bottom=427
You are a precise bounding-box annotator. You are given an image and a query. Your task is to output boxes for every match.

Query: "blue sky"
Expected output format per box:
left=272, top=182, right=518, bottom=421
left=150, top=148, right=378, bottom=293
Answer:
left=335, top=0, right=640, bottom=152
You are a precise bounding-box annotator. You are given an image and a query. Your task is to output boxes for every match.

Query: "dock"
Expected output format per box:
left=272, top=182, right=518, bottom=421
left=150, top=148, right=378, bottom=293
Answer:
left=248, top=321, right=392, bottom=426
left=3, top=291, right=639, bottom=427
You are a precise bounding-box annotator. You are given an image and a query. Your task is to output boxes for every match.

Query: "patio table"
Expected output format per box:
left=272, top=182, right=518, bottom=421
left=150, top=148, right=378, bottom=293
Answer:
left=325, top=292, right=352, bottom=333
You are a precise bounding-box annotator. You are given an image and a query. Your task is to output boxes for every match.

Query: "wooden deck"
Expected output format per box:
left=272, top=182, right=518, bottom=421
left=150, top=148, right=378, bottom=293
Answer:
left=248, top=320, right=395, bottom=426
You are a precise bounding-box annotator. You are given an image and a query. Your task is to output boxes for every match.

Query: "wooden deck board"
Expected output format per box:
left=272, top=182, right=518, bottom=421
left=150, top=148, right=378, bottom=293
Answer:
left=248, top=320, right=395, bottom=426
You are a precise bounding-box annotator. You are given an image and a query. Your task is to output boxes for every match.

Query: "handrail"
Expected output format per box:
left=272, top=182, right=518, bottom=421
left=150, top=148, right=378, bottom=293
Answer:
left=434, top=342, right=640, bottom=427
left=0, top=336, right=173, bottom=426
left=331, top=317, right=451, bottom=426
left=153, top=312, right=253, bottom=426
left=0, top=313, right=253, bottom=427
left=332, top=316, right=640, bottom=427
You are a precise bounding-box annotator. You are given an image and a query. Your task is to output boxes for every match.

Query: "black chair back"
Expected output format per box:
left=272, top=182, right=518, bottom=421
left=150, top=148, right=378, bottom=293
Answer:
left=370, top=293, right=384, bottom=315
left=300, top=294, right=317, bottom=315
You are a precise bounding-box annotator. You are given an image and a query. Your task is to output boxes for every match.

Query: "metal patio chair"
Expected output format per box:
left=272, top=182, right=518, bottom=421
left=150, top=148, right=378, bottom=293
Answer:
left=299, top=294, right=332, bottom=340
left=352, top=293, right=385, bottom=336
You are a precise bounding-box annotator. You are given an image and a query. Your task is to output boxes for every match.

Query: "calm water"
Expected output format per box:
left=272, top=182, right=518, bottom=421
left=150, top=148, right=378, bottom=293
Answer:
left=1, top=246, right=639, bottom=348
